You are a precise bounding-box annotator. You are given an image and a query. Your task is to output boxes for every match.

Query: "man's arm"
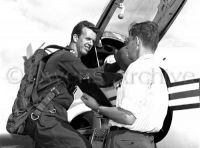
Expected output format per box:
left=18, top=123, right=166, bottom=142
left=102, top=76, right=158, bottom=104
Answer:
left=81, top=93, right=136, bottom=125
left=98, top=106, right=136, bottom=125
left=59, top=51, right=122, bottom=87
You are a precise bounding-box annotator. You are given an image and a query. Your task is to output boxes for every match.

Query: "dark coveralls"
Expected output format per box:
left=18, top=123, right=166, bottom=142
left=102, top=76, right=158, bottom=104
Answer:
left=25, top=47, right=122, bottom=148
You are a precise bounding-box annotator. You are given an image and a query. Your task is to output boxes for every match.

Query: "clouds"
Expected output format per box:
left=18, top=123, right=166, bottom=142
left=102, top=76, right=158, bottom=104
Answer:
left=16, top=0, right=108, bottom=30
left=0, top=0, right=109, bottom=65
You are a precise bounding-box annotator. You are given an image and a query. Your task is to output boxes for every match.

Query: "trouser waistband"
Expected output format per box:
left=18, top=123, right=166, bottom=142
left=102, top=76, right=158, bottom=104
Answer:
left=110, top=126, right=153, bottom=137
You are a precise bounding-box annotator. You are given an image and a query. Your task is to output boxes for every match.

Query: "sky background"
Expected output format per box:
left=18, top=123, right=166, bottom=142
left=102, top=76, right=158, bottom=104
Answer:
left=0, top=0, right=200, bottom=147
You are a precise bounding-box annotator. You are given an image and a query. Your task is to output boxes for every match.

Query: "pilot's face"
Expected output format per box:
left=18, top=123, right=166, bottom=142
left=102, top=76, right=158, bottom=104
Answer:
left=76, top=27, right=97, bottom=57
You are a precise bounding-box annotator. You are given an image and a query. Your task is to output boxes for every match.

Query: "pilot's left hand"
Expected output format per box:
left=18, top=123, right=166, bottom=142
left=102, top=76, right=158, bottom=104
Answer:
left=81, top=93, right=99, bottom=111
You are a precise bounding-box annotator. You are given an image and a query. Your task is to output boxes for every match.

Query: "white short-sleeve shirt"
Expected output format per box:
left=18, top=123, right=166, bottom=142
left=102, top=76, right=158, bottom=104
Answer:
left=110, top=54, right=169, bottom=133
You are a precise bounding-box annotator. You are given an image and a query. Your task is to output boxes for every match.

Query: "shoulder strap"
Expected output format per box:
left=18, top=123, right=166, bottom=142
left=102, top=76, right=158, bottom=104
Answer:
left=31, top=60, right=46, bottom=104
left=44, top=44, right=70, bottom=51
left=32, top=45, right=70, bottom=104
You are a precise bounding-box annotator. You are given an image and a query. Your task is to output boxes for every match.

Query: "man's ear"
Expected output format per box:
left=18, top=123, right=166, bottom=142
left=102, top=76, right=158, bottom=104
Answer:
left=135, top=36, right=140, bottom=51
left=136, top=36, right=140, bottom=46
left=72, top=34, right=79, bottom=43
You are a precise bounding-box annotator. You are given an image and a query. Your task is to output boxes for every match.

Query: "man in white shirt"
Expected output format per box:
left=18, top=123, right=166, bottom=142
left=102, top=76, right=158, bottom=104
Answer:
left=81, top=21, right=169, bottom=148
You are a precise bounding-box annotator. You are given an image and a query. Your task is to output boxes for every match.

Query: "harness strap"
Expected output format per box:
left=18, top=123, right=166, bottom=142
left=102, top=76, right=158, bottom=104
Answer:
left=31, top=87, right=60, bottom=120
left=32, top=45, right=70, bottom=104
left=31, top=60, right=46, bottom=104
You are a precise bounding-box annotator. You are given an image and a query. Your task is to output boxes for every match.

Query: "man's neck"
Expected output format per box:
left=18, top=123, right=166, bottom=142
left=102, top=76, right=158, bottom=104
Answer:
left=139, top=46, right=154, bottom=58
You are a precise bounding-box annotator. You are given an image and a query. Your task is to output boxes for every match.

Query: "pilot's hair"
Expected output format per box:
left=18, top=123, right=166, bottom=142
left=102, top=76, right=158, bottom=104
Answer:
left=129, top=21, right=159, bottom=51
left=71, top=20, right=99, bottom=42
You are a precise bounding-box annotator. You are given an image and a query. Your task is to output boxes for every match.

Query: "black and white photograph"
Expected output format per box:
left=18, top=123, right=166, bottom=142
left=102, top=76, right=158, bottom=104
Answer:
left=0, top=0, right=200, bottom=148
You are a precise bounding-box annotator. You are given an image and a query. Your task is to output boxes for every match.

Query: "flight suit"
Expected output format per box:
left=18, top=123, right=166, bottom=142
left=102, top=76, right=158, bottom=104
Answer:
left=25, top=47, right=122, bottom=148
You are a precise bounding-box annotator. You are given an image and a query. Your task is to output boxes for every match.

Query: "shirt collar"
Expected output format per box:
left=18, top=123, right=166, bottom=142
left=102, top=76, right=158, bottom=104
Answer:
left=137, top=54, right=154, bottom=61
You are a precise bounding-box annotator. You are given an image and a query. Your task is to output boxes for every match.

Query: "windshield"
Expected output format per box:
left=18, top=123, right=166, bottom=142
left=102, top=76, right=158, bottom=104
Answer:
left=105, top=0, right=160, bottom=36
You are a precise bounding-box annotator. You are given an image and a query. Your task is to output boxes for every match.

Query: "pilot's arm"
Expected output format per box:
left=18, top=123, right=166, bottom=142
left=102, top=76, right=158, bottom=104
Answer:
left=58, top=51, right=123, bottom=87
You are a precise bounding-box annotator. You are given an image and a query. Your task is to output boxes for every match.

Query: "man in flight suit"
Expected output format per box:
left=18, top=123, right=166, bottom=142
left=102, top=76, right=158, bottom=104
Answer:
left=25, top=20, right=122, bottom=148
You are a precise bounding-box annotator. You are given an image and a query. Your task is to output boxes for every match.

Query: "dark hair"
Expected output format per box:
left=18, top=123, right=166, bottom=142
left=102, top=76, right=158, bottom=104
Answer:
left=129, top=21, right=159, bottom=51
left=71, top=20, right=99, bottom=42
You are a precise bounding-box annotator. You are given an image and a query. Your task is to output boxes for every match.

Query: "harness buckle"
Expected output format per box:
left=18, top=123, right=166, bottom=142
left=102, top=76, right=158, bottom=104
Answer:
left=31, top=112, right=39, bottom=120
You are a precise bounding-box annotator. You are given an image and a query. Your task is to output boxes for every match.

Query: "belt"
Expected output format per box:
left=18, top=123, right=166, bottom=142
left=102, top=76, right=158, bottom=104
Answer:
left=110, top=126, right=128, bottom=131
left=110, top=126, right=153, bottom=137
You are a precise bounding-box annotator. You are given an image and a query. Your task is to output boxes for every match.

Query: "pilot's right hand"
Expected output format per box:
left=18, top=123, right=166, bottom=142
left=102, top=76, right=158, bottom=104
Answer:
left=81, top=93, right=99, bottom=111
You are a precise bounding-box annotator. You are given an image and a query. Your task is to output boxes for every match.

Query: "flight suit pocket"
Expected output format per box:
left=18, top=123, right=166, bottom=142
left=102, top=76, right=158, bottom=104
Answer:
left=38, top=112, right=57, bottom=129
